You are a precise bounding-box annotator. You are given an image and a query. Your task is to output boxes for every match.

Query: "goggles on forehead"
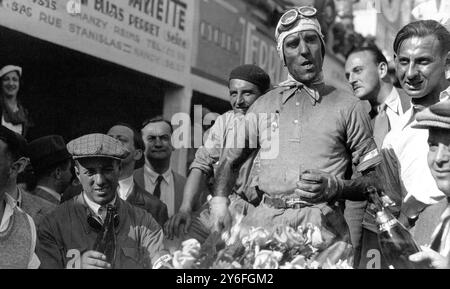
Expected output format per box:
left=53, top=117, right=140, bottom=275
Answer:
left=279, top=6, right=318, bottom=27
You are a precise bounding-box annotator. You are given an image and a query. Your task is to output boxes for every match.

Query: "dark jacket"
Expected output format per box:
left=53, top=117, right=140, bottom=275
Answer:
left=19, top=188, right=56, bottom=227
left=33, top=187, right=60, bottom=206
left=36, top=194, right=166, bottom=269
left=127, top=181, right=169, bottom=227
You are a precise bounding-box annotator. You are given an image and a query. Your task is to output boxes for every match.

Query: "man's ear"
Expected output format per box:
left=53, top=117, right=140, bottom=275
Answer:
left=74, top=164, right=81, bottom=182
left=54, top=167, right=62, bottom=180
left=133, top=149, right=143, bottom=162
left=378, top=62, right=389, bottom=79
left=10, top=157, right=28, bottom=177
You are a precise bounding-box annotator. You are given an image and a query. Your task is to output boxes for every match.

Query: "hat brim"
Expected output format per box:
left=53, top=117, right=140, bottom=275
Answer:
left=72, top=155, right=124, bottom=161
left=412, top=121, right=450, bottom=130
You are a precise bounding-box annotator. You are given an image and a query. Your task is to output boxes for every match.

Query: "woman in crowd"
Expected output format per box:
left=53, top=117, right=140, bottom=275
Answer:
left=0, top=65, right=33, bottom=137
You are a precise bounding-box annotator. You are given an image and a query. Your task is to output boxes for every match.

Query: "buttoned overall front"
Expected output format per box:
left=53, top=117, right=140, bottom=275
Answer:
left=237, top=84, right=378, bottom=264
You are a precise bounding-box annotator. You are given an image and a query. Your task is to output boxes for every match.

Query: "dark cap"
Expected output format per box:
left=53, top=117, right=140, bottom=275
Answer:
left=412, top=100, right=450, bottom=130
left=0, top=126, right=27, bottom=159
left=27, top=135, right=72, bottom=174
left=229, top=64, right=271, bottom=94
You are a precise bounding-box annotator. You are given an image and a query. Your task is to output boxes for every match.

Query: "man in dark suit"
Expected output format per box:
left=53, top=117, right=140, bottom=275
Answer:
left=107, top=123, right=168, bottom=226
left=344, top=45, right=411, bottom=267
left=134, top=117, right=186, bottom=218
left=27, top=135, right=73, bottom=205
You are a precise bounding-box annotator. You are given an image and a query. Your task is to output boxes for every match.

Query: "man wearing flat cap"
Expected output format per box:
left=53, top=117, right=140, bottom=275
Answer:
left=0, top=126, right=40, bottom=268
left=28, top=135, right=73, bottom=205
left=36, top=134, right=167, bottom=269
left=210, top=6, right=380, bottom=265
left=406, top=101, right=450, bottom=269
left=165, top=64, right=271, bottom=241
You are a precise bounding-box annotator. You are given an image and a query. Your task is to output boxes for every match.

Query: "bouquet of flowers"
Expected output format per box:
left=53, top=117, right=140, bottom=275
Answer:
left=159, top=216, right=353, bottom=269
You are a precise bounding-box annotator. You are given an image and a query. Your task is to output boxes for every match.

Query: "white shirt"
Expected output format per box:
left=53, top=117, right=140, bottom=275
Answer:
left=1, top=194, right=40, bottom=269
left=144, top=165, right=175, bottom=217
left=384, top=87, right=405, bottom=131
left=382, top=105, right=446, bottom=217
left=118, top=176, right=134, bottom=201
left=1, top=115, right=23, bottom=135
left=36, top=185, right=61, bottom=203
left=412, top=0, right=450, bottom=29
left=440, top=86, right=450, bottom=101
left=82, top=193, right=116, bottom=221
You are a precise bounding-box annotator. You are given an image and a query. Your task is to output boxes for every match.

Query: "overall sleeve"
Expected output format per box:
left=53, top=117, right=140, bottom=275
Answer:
left=345, top=101, right=380, bottom=173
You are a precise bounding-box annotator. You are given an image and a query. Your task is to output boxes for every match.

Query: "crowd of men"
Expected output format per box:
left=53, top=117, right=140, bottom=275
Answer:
left=0, top=5, right=449, bottom=269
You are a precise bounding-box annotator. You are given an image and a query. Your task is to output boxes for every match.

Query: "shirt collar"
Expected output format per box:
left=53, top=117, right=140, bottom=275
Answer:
left=82, top=192, right=116, bottom=218
left=439, top=86, right=450, bottom=102
left=279, top=74, right=324, bottom=105
left=0, top=194, right=18, bottom=232
left=144, top=164, right=172, bottom=184
left=384, top=87, right=401, bottom=114
left=36, top=185, right=61, bottom=203
left=118, top=175, right=134, bottom=200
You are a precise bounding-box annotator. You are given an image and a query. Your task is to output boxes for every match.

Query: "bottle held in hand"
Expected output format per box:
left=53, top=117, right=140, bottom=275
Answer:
left=93, top=205, right=117, bottom=268
left=366, top=187, right=428, bottom=269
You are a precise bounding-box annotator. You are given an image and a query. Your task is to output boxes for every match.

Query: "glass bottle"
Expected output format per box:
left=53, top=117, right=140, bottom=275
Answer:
left=366, top=187, right=428, bottom=269
left=93, top=205, right=117, bottom=268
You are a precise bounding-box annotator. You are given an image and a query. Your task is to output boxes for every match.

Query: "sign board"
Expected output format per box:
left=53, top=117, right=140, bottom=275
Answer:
left=0, top=0, right=194, bottom=86
left=193, top=0, right=287, bottom=86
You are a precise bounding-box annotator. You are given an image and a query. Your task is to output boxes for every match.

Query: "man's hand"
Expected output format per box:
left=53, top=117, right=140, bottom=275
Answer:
left=295, top=169, right=341, bottom=204
left=209, top=196, right=232, bottom=233
left=164, top=209, right=192, bottom=240
left=81, top=250, right=111, bottom=269
left=409, top=246, right=450, bottom=269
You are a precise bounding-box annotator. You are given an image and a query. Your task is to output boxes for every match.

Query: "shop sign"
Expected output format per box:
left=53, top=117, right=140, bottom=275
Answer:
left=0, top=0, right=194, bottom=86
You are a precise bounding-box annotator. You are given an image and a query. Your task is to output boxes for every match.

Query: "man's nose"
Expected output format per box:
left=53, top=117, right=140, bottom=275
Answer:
left=435, top=144, right=449, bottom=166
left=94, top=173, right=107, bottom=185
left=406, top=63, right=419, bottom=80
left=298, top=39, right=310, bottom=56
left=236, top=94, right=245, bottom=105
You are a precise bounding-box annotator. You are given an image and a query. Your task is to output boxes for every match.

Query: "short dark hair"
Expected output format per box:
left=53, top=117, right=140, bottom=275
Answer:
left=347, top=46, right=388, bottom=66
left=141, top=116, right=173, bottom=134
left=393, top=20, right=450, bottom=56
left=110, top=122, right=145, bottom=151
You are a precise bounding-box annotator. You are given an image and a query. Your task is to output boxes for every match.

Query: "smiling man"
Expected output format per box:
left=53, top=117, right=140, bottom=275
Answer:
left=165, top=64, right=270, bottom=241
left=357, top=20, right=450, bottom=269
left=36, top=134, right=166, bottom=269
left=381, top=20, right=450, bottom=224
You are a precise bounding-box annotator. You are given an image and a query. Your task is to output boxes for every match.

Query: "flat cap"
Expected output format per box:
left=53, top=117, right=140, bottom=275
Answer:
left=413, top=100, right=450, bottom=130
left=67, top=134, right=129, bottom=160
left=28, top=135, right=72, bottom=173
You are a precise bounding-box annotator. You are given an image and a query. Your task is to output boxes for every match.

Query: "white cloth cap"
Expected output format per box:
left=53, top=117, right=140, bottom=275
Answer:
left=0, top=65, right=22, bottom=78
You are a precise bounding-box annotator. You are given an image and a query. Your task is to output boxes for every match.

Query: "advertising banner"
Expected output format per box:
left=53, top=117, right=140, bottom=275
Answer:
left=0, top=0, right=194, bottom=86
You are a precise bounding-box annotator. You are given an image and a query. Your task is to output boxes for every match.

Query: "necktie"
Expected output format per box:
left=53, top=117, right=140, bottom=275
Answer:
left=372, top=103, right=390, bottom=149
left=430, top=211, right=450, bottom=257
left=153, top=175, right=164, bottom=199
